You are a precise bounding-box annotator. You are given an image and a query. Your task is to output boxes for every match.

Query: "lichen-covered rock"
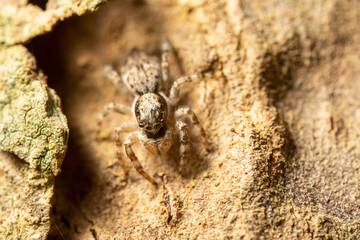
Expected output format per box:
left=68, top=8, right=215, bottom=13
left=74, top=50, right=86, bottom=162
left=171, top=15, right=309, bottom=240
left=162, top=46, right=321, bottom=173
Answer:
left=0, top=0, right=106, bottom=238
left=0, top=45, right=68, bottom=176
left=0, top=45, right=68, bottom=239
left=1, top=0, right=360, bottom=239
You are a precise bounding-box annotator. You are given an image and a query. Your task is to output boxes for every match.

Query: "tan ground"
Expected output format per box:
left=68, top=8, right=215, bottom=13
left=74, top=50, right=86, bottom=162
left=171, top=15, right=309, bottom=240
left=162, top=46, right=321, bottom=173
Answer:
left=1, top=0, right=359, bottom=239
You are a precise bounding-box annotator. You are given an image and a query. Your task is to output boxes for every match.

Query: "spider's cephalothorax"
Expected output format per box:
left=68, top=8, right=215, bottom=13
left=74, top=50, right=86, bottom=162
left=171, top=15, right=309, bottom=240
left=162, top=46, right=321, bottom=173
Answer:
left=135, top=93, right=168, bottom=139
left=98, top=39, right=208, bottom=185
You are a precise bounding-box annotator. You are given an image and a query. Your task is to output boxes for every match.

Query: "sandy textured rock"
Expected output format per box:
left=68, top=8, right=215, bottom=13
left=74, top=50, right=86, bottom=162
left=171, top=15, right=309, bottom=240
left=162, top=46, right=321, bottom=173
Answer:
left=29, top=0, right=357, bottom=239
left=0, top=153, right=53, bottom=240
left=2, top=0, right=360, bottom=239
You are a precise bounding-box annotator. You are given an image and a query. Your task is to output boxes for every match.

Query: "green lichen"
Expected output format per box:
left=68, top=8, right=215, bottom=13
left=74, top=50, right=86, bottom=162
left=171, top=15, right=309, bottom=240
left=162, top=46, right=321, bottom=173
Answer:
left=0, top=45, right=68, bottom=176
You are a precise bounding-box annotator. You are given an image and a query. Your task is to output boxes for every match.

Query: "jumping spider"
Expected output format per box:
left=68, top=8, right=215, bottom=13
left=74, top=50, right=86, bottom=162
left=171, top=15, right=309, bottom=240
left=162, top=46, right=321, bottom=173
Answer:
left=97, top=40, right=207, bottom=185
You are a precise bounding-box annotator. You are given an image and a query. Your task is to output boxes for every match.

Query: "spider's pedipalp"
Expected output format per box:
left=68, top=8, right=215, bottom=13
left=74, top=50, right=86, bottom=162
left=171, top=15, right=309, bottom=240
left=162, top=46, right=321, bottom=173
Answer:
left=139, top=134, right=159, bottom=155
left=157, top=127, right=172, bottom=154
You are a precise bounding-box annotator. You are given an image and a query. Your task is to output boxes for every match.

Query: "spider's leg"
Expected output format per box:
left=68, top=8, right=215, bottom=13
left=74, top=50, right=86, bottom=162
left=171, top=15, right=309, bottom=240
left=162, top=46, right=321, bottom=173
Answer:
left=98, top=103, right=132, bottom=126
left=175, top=107, right=208, bottom=149
left=124, top=132, right=157, bottom=185
left=114, top=122, right=138, bottom=176
left=169, top=73, right=202, bottom=105
left=103, top=64, right=122, bottom=89
left=97, top=102, right=132, bottom=138
left=161, top=37, right=171, bottom=92
left=175, top=120, right=190, bottom=173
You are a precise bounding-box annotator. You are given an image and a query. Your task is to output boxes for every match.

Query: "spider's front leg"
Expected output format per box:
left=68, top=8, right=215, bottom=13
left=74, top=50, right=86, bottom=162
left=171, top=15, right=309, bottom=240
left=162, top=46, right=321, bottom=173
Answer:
left=175, top=121, right=190, bottom=173
left=114, top=122, right=138, bottom=177
left=96, top=102, right=132, bottom=138
left=169, top=73, right=202, bottom=105
left=124, top=132, right=158, bottom=185
left=103, top=64, right=123, bottom=89
left=161, top=38, right=171, bottom=91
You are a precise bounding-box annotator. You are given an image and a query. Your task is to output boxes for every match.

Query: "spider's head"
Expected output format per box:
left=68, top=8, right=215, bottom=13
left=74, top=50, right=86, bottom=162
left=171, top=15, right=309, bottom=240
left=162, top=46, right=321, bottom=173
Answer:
left=135, top=93, right=168, bottom=136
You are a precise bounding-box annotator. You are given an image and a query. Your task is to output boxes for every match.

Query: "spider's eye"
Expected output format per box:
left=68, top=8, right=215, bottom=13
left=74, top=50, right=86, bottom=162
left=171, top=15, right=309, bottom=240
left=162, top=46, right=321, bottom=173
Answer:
left=135, top=109, right=140, bottom=115
left=139, top=121, right=145, bottom=127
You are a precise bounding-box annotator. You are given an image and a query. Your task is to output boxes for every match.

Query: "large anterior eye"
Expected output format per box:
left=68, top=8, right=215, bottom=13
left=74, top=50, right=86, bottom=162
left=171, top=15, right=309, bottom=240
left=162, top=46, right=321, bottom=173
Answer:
left=159, top=104, right=163, bottom=110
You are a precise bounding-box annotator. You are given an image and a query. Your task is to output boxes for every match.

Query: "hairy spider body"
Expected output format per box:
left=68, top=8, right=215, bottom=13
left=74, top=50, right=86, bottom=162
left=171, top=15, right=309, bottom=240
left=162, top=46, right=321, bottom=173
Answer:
left=98, top=40, right=207, bottom=185
left=122, top=51, right=161, bottom=95
left=135, top=93, right=168, bottom=138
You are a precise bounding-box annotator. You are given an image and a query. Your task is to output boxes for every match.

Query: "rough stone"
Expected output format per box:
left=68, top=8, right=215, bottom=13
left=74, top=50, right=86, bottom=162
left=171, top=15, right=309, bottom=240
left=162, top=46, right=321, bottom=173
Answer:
left=38, top=0, right=358, bottom=239
left=0, top=0, right=106, bottom=47
left=1, top=0, right=360, bottom=239
left=0, top=45, right=69, bottom=239
left=0, top=45, right=68, bottom=176
left=0, top=0, right=106, bottom=238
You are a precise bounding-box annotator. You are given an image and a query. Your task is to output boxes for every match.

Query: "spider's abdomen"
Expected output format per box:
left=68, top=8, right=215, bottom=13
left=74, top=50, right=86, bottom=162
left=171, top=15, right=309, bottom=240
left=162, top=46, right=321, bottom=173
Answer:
left=121, top=50, right=161, bottom=95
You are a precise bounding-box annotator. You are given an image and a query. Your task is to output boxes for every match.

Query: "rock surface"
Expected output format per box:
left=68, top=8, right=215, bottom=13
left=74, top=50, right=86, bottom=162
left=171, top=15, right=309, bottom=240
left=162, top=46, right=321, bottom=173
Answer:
left=0, top=46, right=68, bottom=176
left=2, top=0, right=360, bottom=239
left=0, top=0, right=105, bottom=46
left=0, top=45, right=69, bottom=239
left=0, top=0, right=103, bottom=239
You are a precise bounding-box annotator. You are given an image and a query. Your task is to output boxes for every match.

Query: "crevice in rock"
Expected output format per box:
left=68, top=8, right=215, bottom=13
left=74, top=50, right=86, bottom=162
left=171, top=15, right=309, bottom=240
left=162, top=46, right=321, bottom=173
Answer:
left=260, top=33, right=302, bottom=105
left=26, top=13, right=96, bottom=240
left=28, top=0, right=48, bottom=10
left=26, top=1, right=168, bottom=238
